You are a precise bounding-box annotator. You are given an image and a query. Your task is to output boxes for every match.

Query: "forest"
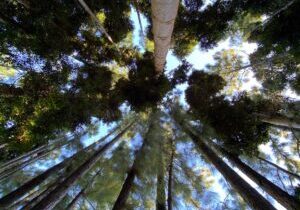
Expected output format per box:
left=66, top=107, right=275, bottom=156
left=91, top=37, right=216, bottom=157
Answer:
left=0, top=0, right=299, bottom=209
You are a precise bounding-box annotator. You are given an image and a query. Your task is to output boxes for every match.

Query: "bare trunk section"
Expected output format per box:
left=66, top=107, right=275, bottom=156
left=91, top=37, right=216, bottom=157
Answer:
left=257, top=113, right=300, bottom=131
left=0, top=125, right=120, bottom=208
left=0, top=151, right=51, bottom=182
left=66, top=190, right=84, bottom=210
left=66, top=169, right=102, bottom=210
left=167, top=140, right=174, bottom=210
left=174, top=118, right=276, bottom=210
left=156, top=147, right=166, bottom=210
left=21, top=180, right=60, bottom=210
left=112, top=166, right=137, bottom=210
left=151, top=0, right=179, bottom=73
left=215, top=145, right=300, bottom=210
left=257, top=156, right=300, bottom=180
left=30, top=122, right=134, bottom=210
left=112, top=119, right=155, bottom=210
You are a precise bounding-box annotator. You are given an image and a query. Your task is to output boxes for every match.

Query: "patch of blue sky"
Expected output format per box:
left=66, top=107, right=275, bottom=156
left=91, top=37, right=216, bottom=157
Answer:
left=130, top=6, right=148, bottom=53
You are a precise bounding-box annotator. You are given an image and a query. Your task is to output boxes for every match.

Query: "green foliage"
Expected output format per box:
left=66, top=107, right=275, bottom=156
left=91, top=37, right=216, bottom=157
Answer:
left=116, top=52, right=171, bottom=111
left=186, top=71, right=269, bottom=155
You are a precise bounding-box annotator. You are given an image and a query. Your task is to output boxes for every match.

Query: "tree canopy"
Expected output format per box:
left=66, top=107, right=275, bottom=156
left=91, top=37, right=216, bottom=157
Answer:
left=0, top=0, right=299, bottom=209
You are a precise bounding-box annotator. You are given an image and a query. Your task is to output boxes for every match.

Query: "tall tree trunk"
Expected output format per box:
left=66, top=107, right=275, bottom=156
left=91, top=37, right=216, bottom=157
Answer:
left=257, top=156, right=300, bottom=180
left=156, top=146, right=166, bottom=210
left=66, top=169, right=102, bottom=210
left=0, top=124, right=121, bottom=208
left=22, top=180, right=60, bottom=210
left=167, top=139, right=174, bottom=210
left=173, top=118, right=276, bottom=210
left=133, top=0, right=143, bottom=37
left=30, top=122, right=134, bottom=210
left=66, top=190, right=84, bottom=210
left=112, top=165, right=137, bottom=210
left=0, top=133, right=76, bottom=172
left=214, top=145, right=300, bottom=210
left=151, top=0, right=179, bottom=73
left=257, top=113, right=300, bottom=131
left=0, top=151, right=51, bottom=182
left=112, top=118, right=155, bottom=210
left=0, top=136, right=79, bottom=180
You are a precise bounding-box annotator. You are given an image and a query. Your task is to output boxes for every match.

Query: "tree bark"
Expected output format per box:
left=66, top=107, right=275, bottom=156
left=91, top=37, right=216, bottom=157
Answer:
left=0, top=132, right=80, bottom=174
left=0, top=150, right=51, bottom=182
left=156, top=147, right=166, bottom=210
left=112, top=166, right=137, bottom=210
left=66, top=169, right=102, bottom=210
left=257, top=156, right=300, bottom=180
left=214, top=145, right=300, bottom=210
left=112, top=119, right=155, bottom=210
left=257, top=113, right=300, bottom=131
left=21, top=180, right=60, bottom=210
left=151, top=0, right=179, bottom=73
left=174, top=118, right=276, bottom=210
left=0, top=125, right=120, bottom=208
left=167, top=140, right=174, bottom=210
left=30, top=122, right=134, bottom=210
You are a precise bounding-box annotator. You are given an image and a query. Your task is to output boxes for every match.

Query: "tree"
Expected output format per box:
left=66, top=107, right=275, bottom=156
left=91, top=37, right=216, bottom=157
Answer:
left=0, top=123, right=122, bottom=208
left=185, top=71, right=269, bottom=155
left=213, top=143, right=300, bottom=210
left=112, top=114, right=157, bottom=210
left=25, top=121, right=134, bottom=210
left=172, top=111, right=276, bottom=210
left=151, top=0, right=179, bottom=73
left=167, top=138, right=174, bottom=210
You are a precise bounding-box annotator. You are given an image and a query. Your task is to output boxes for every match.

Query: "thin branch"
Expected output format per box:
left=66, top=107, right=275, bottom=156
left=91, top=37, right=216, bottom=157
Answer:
left=76, top=0, right=115, bottom=45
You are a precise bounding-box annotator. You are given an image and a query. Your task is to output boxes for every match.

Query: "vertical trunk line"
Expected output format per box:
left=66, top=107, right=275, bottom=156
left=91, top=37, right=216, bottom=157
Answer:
left=173, top=117, right=276, bottom=210
left=30, top=122, right=134, bottom=210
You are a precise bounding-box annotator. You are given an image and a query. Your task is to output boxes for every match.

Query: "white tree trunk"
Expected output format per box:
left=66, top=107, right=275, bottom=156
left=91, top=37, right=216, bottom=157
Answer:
left=151, top=0, right=179, bottom=74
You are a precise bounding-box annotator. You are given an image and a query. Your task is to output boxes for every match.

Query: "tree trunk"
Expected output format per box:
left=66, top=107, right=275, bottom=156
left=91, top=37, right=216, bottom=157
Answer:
left=174, top=118, right=276, bottom=210
left=214, top=145, right=300, bottom=210
left=9, top=189, right=40, bottom=209
left=112, top=119, right=155, bottom=210
left=156, top=147, right=166, bottom=210
left=21, top=180, right=60, bottom=210
left=0, top=124, right=121, bottom=208
left=66, top=169, right=102, bottom=210
left=257, top=156, right=300, bottom=180
left=66, top=190, right=84, bottom=210
left=30, top=122, right=134, bottom=210
left=151, top=0, right=179, bottom=73
left=0, top=133, right=76, bottom=172
left=167, top=140, right=174, bottom=210
left=0, top=150, right=51, bottom=182
left=133, top=0, right=143, bottom=36
left=112, top=166, right=137, bottom=210
left=257, top=113, right=300, bottom=131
